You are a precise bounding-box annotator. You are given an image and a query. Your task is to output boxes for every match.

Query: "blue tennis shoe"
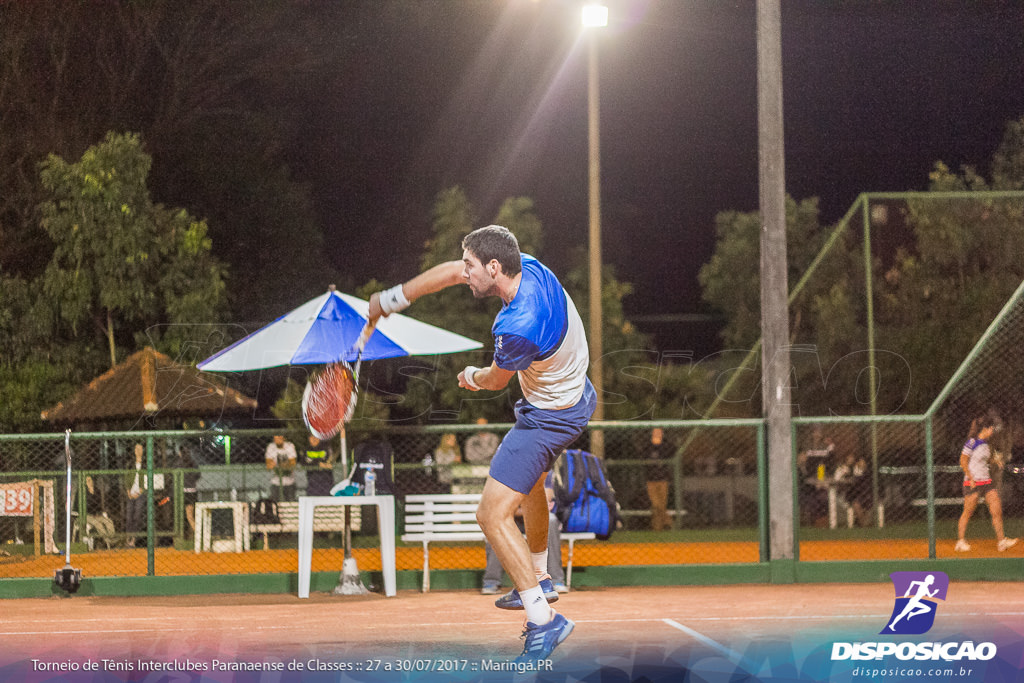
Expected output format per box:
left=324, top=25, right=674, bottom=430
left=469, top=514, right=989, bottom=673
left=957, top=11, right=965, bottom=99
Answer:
left=494, top=577, right=559, bottom=610
left=515, top=612, right=575, bottom=662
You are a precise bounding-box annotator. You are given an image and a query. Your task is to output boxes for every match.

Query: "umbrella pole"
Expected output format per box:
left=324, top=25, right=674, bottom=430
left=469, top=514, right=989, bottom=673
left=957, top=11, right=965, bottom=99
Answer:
left=339, top=430, right=348, bottom=475
left=334, top=428, right=367, bottom=594
left=334, top=504, right=368, bottom=595
left=54, top=430, right=82, bottom=594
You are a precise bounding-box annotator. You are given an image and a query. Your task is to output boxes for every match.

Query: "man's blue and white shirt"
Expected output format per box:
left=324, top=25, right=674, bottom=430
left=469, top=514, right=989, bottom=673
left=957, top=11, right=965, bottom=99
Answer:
left=491, top=254, right=590, bottom=410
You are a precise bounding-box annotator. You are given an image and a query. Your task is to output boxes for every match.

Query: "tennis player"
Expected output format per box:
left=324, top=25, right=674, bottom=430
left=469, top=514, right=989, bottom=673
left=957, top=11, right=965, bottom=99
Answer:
left=955, top=414, right=1017, bottom=553
left=369, top=225, right=595, bottom=661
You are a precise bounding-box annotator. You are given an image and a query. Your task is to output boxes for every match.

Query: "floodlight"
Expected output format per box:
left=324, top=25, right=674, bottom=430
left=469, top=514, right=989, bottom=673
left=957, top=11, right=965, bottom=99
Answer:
left=581, top=4, right=608, bottom=28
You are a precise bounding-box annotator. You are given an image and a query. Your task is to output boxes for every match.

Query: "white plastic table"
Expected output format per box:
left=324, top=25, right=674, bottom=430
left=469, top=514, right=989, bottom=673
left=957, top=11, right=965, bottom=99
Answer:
left=194, top=501, right=250, bottom=553
left=297, top=495, right=396, bottom=598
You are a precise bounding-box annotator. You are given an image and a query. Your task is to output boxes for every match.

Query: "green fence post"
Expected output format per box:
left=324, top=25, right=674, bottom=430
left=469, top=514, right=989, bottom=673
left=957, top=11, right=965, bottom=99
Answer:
left=862, top=195, right=882, bottom=522
left=757, top=421, right=769, bottom=562
left=146, top=435, right=155, bottom=576
left=925, top=416, right=936, bottom=559
left=672, top=446, right=683, bottom=531
left=789, top=421, right=800, bottom=561
left=76, top=471, right=88, bottom=544
left=173, top=469, right=183, bottom=541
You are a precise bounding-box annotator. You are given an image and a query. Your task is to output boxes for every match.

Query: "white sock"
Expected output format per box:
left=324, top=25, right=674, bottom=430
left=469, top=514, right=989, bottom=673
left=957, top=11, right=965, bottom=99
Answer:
left=532, top=551, right=548, bottom=578
left=520, top=585, right=552, bottom=625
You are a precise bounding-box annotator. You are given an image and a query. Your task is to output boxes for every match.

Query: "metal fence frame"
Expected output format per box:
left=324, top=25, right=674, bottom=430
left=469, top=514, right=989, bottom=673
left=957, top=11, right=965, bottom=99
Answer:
left=4, top=192, right=1024, bottom=593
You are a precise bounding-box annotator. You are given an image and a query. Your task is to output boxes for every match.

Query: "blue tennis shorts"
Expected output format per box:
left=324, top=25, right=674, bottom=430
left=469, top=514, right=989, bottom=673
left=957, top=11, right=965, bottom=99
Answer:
left=489, top=379, right=596, bottom=494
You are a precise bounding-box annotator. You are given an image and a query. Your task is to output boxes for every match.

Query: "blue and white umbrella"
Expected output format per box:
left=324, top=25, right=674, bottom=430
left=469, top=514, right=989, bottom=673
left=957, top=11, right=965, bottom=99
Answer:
left=197, top=288, right=479, bottom=594
left=197, top=288, right=482, bottom=372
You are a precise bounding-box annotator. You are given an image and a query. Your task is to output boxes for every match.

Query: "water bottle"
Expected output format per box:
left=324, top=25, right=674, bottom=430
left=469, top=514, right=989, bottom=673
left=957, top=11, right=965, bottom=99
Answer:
left=364, top=470, right=376, bottom=496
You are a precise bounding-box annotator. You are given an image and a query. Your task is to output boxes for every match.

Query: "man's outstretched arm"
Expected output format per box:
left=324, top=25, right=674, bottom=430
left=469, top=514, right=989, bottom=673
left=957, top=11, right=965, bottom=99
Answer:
left=368, top=260, right=464, bottom=321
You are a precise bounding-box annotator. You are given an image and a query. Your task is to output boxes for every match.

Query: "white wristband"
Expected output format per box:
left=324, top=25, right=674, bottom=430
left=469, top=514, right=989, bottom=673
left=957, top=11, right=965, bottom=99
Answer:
left=463, top=366, right=482, bottom=390
left=379, top=284, right=410, bottom=315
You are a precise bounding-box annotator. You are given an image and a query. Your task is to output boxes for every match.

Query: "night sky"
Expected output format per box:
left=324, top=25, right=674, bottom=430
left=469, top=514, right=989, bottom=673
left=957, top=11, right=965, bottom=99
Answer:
left=285, top=1, right=1024, bottom=353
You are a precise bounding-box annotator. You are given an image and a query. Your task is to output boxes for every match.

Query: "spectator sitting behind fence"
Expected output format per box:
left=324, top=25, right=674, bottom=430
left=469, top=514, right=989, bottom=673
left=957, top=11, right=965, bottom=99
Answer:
left=265, top=434, right=297, bottom=501
left=432, top=432, right=462, bottom=487
left=173, top=441, right=200, bottom=534
left=956, top=413, right=1018, bottom=553
left=303, top=433, right=337, bottom=496
left=832, top=451, right=870, bottom=527
left=83, top=474, right=117, bottom=549
left=482, top=474, right=568, bottom=596
left=798, top=430, right=835, bottom=527
left=802, top=428, right=837, bottom=477
left=464, top=417, right=500, bottom=465
left=123, top=443, right=146, bottom=548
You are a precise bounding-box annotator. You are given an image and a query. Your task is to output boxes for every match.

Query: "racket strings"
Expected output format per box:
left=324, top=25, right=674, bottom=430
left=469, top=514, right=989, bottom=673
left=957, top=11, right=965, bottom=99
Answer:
left=303, top=363, right=357, bottom=439
left=301, top=321, right=375, bottom=440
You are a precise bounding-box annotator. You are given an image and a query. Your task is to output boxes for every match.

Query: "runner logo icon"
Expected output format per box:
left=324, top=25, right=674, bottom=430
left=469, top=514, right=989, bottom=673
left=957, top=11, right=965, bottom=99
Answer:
left=881, top=571, right=949, bottom=635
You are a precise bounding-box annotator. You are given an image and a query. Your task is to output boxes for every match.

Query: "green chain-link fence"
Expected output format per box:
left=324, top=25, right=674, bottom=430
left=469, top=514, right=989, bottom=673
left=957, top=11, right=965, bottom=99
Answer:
left=4, top=191, right=1024, bottom=587
left=1, top=422, right=769, bottom=580
left=793, top=416, right=933, bottom=560
left=4, top=410, right=1017, bottom=584
left=698, top=191, right=1024, bottom=561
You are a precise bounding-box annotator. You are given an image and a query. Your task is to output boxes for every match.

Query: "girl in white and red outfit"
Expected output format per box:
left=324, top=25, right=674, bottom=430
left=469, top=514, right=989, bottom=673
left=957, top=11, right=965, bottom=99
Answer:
left=955, top=414, right=1018, bottom=553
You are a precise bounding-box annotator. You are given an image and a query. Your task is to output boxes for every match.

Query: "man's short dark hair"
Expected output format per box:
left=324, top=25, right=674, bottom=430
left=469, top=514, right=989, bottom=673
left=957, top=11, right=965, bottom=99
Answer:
left=462, top=225, right=522, bottom=277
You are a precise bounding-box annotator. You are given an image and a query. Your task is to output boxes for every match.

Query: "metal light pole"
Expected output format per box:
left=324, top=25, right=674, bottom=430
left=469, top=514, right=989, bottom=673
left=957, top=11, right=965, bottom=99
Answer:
left=582, top=3, right=607, bottom=456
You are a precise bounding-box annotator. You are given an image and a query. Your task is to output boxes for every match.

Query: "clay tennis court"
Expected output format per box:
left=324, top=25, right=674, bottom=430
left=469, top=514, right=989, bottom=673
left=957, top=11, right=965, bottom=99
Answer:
left=4, top=533, right=1022, bottom=681
left=3, top=582, right=1023, bottom=682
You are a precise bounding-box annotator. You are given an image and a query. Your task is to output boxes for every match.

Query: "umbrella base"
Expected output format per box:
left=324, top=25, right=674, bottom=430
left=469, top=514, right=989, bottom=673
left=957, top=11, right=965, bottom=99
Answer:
left=55, top=564, right=82, bottom=593
left=333, top=557, right=369, bottom=595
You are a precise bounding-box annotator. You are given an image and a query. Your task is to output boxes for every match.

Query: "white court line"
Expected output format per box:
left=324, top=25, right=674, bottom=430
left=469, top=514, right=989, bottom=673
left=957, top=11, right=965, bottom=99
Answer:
left=2, top=628, right=204, bottom=636
left=662, top=618, right=745, bottom=663
left=0, top=611, right=895, bottom=629
left=653, top=613, right=887, bottom=622
left=5, top=610, right=1023, bottom=638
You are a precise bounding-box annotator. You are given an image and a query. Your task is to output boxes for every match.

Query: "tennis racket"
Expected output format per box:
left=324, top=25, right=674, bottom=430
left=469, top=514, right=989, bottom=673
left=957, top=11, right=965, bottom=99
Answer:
left=302, top=320, right=376, bottom=440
